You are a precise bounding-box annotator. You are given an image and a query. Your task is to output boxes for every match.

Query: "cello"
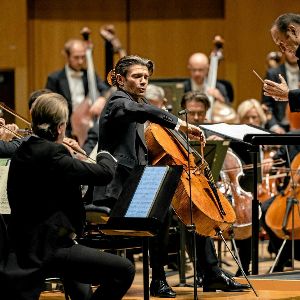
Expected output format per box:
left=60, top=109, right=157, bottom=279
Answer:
left=145, top=123, right=236, bottom=237
left=220, top=149, right=253, bottom=240
left=71, top=27, right=100, bottom=147
left=266, top=152, right=300, bottom=240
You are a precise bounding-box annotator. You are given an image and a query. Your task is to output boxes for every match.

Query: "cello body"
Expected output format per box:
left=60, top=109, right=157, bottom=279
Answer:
left=145, top=123, right=236, bottom=237
left=266, top=153, right=300, bottom=240
left=221, top=149, right=253, bottom=240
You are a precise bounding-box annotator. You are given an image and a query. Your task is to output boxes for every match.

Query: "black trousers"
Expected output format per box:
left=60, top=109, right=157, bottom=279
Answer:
left=7, top=243, right=135, bottom=300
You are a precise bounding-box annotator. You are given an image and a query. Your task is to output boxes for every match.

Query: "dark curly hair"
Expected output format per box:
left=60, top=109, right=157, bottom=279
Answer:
left=108, top=55, right=154, bottom=87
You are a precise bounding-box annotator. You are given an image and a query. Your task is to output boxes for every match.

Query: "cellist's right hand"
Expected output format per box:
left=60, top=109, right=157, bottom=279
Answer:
left=179, top=120, right=206, bottom=145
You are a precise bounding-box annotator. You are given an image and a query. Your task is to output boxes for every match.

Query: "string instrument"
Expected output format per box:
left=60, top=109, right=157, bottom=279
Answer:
left=220, top=149, right=253, bottom=240
left=145, top=123, right=236, bottom=237
left=266, top=152, right=300, bottom=240
left=258, top=147, right=281, bottom=203
left=206, top=35, right=237, bottom=123
left=71, top=27, right=100, bottom=147
left=0, top=102, right=94, bottom=162
left=285, top=103, right=300, bottom=131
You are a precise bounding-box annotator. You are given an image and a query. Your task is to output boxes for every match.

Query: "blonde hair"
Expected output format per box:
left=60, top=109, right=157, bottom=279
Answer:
left=31, top=93, right=68, bottom=141
left=237, top=99, right=267, bottom=125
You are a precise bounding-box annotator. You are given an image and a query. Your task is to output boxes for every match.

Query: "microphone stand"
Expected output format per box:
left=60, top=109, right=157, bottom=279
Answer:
left=181, top=110, right=198, bottom=300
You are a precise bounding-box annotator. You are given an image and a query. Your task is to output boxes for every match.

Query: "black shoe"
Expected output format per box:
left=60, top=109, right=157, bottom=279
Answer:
left=150, top=279, right=176, bottom=298
left=203, top=270, right=251, bottom=292
left=196, top=273, right=204, bottom=287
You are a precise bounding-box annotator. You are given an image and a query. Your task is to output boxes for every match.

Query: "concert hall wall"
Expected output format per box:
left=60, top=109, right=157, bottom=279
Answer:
left=0, top=0, right=299, bottom=122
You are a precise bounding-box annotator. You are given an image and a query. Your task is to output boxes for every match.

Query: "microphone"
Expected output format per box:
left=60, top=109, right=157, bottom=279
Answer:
left=178, top=109, right=189, bottom=116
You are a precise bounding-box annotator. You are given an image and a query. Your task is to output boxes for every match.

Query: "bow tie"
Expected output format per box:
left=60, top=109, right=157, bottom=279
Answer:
left=69, top=70, right=83, bottom=78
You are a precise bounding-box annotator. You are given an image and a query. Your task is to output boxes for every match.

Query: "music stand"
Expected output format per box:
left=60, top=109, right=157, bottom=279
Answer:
left=99, top=165, right=182, bottom=300
left=190, top=140, right=230, bottom=182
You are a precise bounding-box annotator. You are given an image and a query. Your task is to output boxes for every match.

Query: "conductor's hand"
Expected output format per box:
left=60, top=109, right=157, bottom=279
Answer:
left=179, top=121, right=206, bottom=144
left=263, top=74, right=289, bottom=101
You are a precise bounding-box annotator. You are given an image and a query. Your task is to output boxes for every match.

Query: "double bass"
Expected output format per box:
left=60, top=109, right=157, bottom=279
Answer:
left=145, top=123, right=236, bottom=237
left=206, top=35, right=237, bottom=123
left=71, top=27, right=100, bottom=147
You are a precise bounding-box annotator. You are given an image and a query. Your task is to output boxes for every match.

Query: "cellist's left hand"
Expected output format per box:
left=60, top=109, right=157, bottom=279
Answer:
left=179, top=120, right=206, bottom=145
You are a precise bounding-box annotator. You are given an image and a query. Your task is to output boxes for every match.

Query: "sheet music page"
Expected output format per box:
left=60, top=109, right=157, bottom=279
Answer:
left=0, top=165, right=10, bottom=214
left=125, top=166, right=168, bottom=218
left=200, top=123, right=270, bottom=141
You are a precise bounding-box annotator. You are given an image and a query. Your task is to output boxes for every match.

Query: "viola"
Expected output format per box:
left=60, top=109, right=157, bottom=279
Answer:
left=265, top=152, right=300, bottom=240
left=145, top=123, right=236, bottom=237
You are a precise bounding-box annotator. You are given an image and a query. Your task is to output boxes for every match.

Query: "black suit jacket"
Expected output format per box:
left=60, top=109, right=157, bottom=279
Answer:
left=183, top=79, right=230, bottom=103
left=93, top=89, right=178, bottom=203
left=262, top=64, right=288, bottom=128
left=45, top=68, right=108, bottom=115
left=45, top=68, right=108, bottom=137
left=6, top=136, right=116, bottom=269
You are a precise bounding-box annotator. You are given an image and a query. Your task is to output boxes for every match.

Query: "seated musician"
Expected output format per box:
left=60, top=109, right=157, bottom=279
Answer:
left=92, top=56, right=248, bottom=297
left=232, top=99, right=273, bottom=275
left=2, top=92, right=135, bottom=300
left=261, top=130, right=300, bottom=272
left=146, top=87, right=250, bottom=292
left=180, top=91, right=252, bottom=286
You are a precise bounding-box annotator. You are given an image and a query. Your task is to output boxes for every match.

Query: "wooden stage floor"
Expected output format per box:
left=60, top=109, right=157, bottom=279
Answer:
left=40, top=241, right=300, bottom=299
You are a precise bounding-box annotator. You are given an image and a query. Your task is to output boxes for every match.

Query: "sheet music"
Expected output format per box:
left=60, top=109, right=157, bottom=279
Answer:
left=0, top=164, right=10, bottom=214
left=125, top=166, right=168, bottom=218
left=200, top=123, right=270, bottom=141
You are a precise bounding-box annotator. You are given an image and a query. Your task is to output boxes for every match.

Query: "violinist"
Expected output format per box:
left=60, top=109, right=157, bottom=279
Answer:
left=45, top=39, right=109, bottom=138
left=231, top=99, right=272, bottom=276
left=180, top=91, right=250, bottom=289
left=2, top=92, right=135, bottom=300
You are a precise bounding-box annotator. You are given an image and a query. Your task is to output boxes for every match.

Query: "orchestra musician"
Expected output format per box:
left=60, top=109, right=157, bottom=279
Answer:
left=92, top=57, right=248, bottom=297
left=233, top=99, right=273, bottom=275
left=45, top=39, right=109, bottom=138
left=184, top=52, right=230, bottom=104
left=263, top=13, right=300, bottom=111
left=167, top=89, right=250, bottom=290
left=2, top=92, right=135, bottom=300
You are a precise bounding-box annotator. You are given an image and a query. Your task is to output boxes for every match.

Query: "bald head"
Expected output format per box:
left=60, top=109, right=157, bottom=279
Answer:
left=187, top=53, right=209, bottom=85
left=64, top=39, right=87, bottom=71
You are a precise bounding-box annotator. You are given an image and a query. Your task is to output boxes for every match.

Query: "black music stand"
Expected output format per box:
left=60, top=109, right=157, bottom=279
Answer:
left=199, top=123, right=273, bottom=275
left=99, top=165, right=182, bottom=300
left=191, top=140, right=230, bottom=182
left=244, top=133, right=300, bottom=274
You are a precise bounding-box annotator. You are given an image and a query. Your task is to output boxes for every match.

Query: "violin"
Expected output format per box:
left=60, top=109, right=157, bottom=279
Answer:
left=265, top=152, right=300, bottom=240
left=145, top=123, right=236, bottom=237
left=0, top=102, right=94, bottom=162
